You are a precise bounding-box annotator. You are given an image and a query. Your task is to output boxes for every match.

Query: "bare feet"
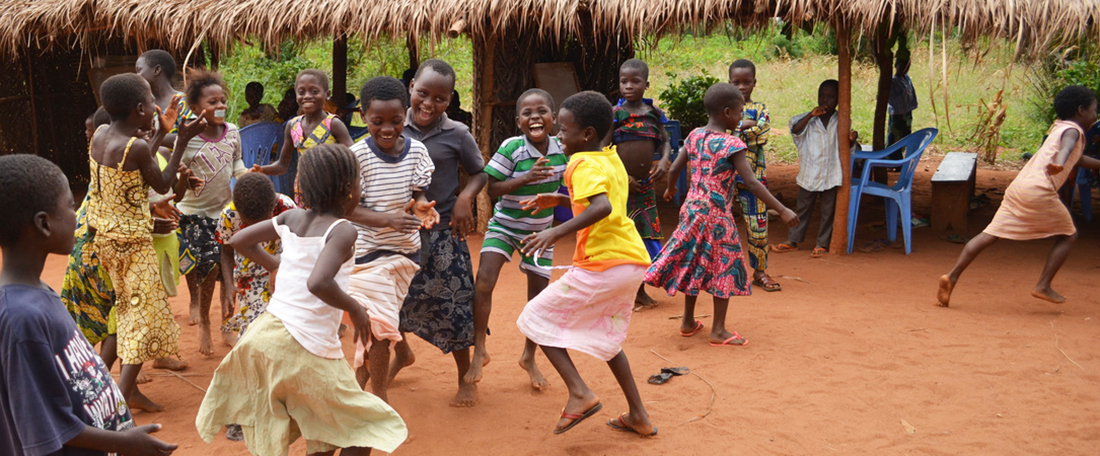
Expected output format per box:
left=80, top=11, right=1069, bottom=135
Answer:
left=387, top=341, right=415, bottom=385
left=450, top=381, right=478, bottom=407
left=135, top=371, right=152, bottom=384
left=188, top=302, right=201, bottom=326
left=1031, top=286, right=1067, bottom=304
left=634, top=287, right=658, bottom=310
left=221, top=330, right=238, bottom=347
left=936, top=274, right=954, bottom=307
left=519, top=354, right=549, bottom=391
left=198, top=324, right=214, bottom=356
left=554, top=393, right=600, bottom=433
left=128, top=389, right=164, bottom=413
left=464, top=349, right=490, bottom=384
left=152, top=357, right=188, bottom=371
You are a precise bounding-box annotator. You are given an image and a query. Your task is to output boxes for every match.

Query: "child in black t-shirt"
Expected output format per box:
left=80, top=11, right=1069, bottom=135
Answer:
left=0, top=155, right=177, bottom=456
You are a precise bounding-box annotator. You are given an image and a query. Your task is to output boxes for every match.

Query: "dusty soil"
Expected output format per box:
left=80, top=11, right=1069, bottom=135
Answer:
left=21, top=157, right=1100, bottom=455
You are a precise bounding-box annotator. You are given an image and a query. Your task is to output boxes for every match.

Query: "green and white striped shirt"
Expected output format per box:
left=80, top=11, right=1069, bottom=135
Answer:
left=484, top=136, right=568, bottom=232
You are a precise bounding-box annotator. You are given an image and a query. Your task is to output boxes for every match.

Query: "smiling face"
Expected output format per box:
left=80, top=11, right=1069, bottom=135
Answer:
left=728, top=67, right=756, bottom=102
left=1079, top=99, right=1099, bottom=129
left=363, top=98, right=407, bottom=154
left=516, top=93, right=555, bottom=145
left=618, top=67, right=649, bottom=102
left=409, top=68, right=454, bottom=128
left=556, top=108, right=597, bottom=156
left=296, top=74, right=329, bottom=115
left=195, top=84, right=228, bottom=125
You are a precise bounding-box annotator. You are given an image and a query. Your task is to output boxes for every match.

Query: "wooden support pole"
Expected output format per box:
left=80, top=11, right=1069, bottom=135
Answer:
left=831, top=19, right=853, bottom=255
left=333, top=34, right=348, bottom=99
left=406, top=34, right=420, bottom=71
left=472, top=35, right=496, bottom=232
left=26, top=52, right=40, bottom=157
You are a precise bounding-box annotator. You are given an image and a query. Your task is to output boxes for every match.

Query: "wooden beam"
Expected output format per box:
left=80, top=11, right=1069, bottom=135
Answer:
left=333, top=34, right=348, bottom=98
left=472, top=35, right=496, bottom=232
left=447, top=19, right=467, bottom=39
left=406, top=34, right=420, bottom=70
left=831, top=19, right=852, bottom=255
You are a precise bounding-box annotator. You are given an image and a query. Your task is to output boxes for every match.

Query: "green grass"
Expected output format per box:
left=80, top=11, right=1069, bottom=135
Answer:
left=220, top=29, right=1043, bottom=166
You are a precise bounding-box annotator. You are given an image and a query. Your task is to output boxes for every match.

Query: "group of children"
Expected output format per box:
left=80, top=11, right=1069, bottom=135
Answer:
left=4, top=45, right=1097, bottom=455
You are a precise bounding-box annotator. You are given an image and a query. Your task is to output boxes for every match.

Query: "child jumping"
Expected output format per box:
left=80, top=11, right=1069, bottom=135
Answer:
left=345, top=76, right=437, bottom=402
left=88, top=73, right=206, bottom=411
left=0, top=154, right=178, bottom=456
left=176, top=70, right=247, bottom=356
left=646, top=83, right=798, bottom=347
left=728, top=59, right=781, bottom=292
left=938, top=85, right=1100, bottom=306
left=612, top=58, right=672, bottom=308
left=254, top=69, right=354, bottom=204
left=772, top=80, right=859, bottom=258
left=467, top=88, right=565, bottom=389
left=517, top=90, right=656, bottom=437
left=196, top=144, right=407, bottom=455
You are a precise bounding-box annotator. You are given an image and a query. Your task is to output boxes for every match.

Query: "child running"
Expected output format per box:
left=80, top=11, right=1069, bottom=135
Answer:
left=254, top=69, right=354, bottom=204
left=612, top=58, right=672, bottom=308
left=88, top=73, right=205, bottom=412
left=646, top=83, right=797, bottom=347
left=466, top=88, right=565, bottom=388
left=344, top=76, right=437, bottom=402
left=176, top=70, right=247, bottom=356
left=517, top=90, right=656, bottom=437
left=937, top=85, right=1100, bottom=306
left=196, top=144, right=407, bottom=455
left=391, top=59, right=487, bottom=407
left=0, top=154, right=178, bottom=456
left=728, top=59, right=781, bottom=292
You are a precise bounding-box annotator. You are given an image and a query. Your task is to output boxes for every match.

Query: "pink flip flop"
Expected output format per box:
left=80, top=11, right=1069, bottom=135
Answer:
left=709, top=332, right=748, bottom=347
left=679, top=320, right=704, bottom=337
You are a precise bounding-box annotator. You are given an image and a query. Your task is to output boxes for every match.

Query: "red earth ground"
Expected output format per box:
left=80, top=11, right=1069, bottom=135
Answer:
left=16, top=157, right=1100, bottom=455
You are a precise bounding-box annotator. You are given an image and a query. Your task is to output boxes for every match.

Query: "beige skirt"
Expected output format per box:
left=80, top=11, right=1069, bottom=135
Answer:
left=195, top=313, right=407, bottom=455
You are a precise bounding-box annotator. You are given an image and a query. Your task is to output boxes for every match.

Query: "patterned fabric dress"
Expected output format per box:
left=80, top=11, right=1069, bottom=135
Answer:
left=216, top=195, right=297, bottom=335
left=61, top=191, right=116, bottom=345
left=613, top=102, right=668, bottom=256
left=645, top=128, right=751, bottom=298
left=734, top=100, right=771, bottom=272
left=289, top=113, right=338, bottom=206
left=87, top=136, right=181, bottom=365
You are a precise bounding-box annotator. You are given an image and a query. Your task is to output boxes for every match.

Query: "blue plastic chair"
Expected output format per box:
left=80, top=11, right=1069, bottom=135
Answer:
left=846, top=127, right=938, bottom=254
left=348, top=125, right=370, bottom=143
left=237, top=122, right=282, bottom=189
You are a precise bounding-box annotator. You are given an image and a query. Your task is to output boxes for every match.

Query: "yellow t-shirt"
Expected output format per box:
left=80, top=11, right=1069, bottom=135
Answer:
left=565, top=149, right=650, bottom=271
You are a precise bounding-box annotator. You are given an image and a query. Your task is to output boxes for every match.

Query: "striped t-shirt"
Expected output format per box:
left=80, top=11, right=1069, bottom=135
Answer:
left=484, top=136, right=568, bottom=231
left=351, top=136, right=434, bottom=259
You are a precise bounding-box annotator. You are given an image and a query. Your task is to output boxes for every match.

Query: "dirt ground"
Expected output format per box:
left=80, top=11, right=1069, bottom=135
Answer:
left=22, top=157, right=1100, bottom=455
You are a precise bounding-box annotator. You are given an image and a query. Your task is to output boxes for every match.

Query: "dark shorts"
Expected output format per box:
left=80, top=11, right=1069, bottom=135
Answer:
left=178, top=214, right=221, bottom=279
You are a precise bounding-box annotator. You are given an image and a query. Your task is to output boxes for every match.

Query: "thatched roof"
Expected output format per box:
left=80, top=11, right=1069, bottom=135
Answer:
left=1, top=0, right=1098, bottom=57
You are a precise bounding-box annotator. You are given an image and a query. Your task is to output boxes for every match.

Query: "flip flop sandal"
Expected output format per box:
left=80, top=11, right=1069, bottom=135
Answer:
left=679, top=320, right=704, bottom=337
left=752, top=275, right=782, bottom=292
left=770, top=243, right=797, bottom=253
left=941, top=234, right=971, bottom=244
left=647, top=367, right=691, bottom=385
left=553, top=402, right=603, bottom=434
left=710, top=332, right=749, bottom=347
left=858, top=240, right=885, bottom=253
left=606, top=413, right=658, bottom=436
left=811, top=247, right=828, bottom=258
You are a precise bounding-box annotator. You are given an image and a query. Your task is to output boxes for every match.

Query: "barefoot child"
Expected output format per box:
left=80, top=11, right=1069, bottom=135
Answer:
left=938, top=85, right=1100, bottom=307
left=646, top=83, right=798, bottom=347
left=467, top=88, right=564, bottom=389
left=254, top=69, right=354, bottom=204
left=772, top=80, right=859, bottom=258
left=612, top=58, right=672, bottom=308
left=176, top=70, right=247, bottom=356
left=517, top=91, right=656, bottom=436
left=88, top=73, right=205, bottom=411
left=345, top=76, right=437, bottom=402
left=728, top=59, right=781, bottom=292
left=0, top=154, right=179, bottom=456
left=393, top=59, right=487, bottom=407
left=197, top=145, right=407, bottom=455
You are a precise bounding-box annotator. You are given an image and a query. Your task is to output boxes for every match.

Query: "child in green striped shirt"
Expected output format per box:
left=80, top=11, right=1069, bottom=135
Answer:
left=466, top=89, right=567, bottom=389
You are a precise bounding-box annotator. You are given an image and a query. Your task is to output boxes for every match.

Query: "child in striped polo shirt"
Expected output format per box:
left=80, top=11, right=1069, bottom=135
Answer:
left=466, top=89, right=567, bottom=390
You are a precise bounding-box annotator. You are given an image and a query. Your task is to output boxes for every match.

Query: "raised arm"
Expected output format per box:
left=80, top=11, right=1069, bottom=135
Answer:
left=255, top=123, right=295, bottom=176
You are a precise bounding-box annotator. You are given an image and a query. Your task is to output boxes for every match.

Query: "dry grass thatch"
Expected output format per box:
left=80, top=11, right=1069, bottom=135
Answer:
left=0, top=0, right=1098, bottom=57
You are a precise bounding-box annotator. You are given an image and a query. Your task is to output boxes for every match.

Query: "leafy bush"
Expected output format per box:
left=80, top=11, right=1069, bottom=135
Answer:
left=1029, top=46, right=1100, bottom=125
left=659, top=72, right=720, bottom=132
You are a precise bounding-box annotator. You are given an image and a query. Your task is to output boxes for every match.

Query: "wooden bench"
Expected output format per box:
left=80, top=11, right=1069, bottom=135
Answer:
left=931, top=152, right=978, bottom=232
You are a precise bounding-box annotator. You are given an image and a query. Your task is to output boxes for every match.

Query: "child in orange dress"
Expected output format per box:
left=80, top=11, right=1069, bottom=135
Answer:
left=938, top=85, right=1100, bottom=306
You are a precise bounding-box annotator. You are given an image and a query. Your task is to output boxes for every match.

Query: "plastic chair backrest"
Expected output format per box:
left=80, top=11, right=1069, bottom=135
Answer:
left=893, top=128, right=938, bottom=191
left=663, top=120, right=682, bottom=157
left=239, top=122, right=283, bottom=169
left=348, top=125, right=370, bottom=143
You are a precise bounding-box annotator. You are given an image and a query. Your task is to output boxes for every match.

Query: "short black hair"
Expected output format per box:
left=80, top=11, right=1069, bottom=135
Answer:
left=517, top=88, right=554, bottom=111
left=728, top=59, right=757, bottom=77
left=819, top=79, right=839, bottom=94
left=92, top=106, right=111, bottom=128
left=560, top=91, right=613, bottom=139
left=414, top=59, right=456, bottom=83
left=297, top=69, right=330, bottom=92
left=185, top=69, right=227, bottom=107
left=296, top=144, right=358, bottom=213
left=139, top=49, right=177, bottom=78
left=360, top=76, right=409, bottom=110
left=1054, top=85, right=1097, bottom=120
left=703, top=82, right=745, bottom=115
left=0, top=154, right=68, bottom=246
left=232, top=173, right=278, bottom=221
left=101, top=73, right=150, bottom=121
left=245, top=81, right=264, bottom=96
left=620, top=58, right=650, bottom=80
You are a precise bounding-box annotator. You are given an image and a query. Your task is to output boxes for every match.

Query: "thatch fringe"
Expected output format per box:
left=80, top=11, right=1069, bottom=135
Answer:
left=0, top=0, right=1098, bottom=57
